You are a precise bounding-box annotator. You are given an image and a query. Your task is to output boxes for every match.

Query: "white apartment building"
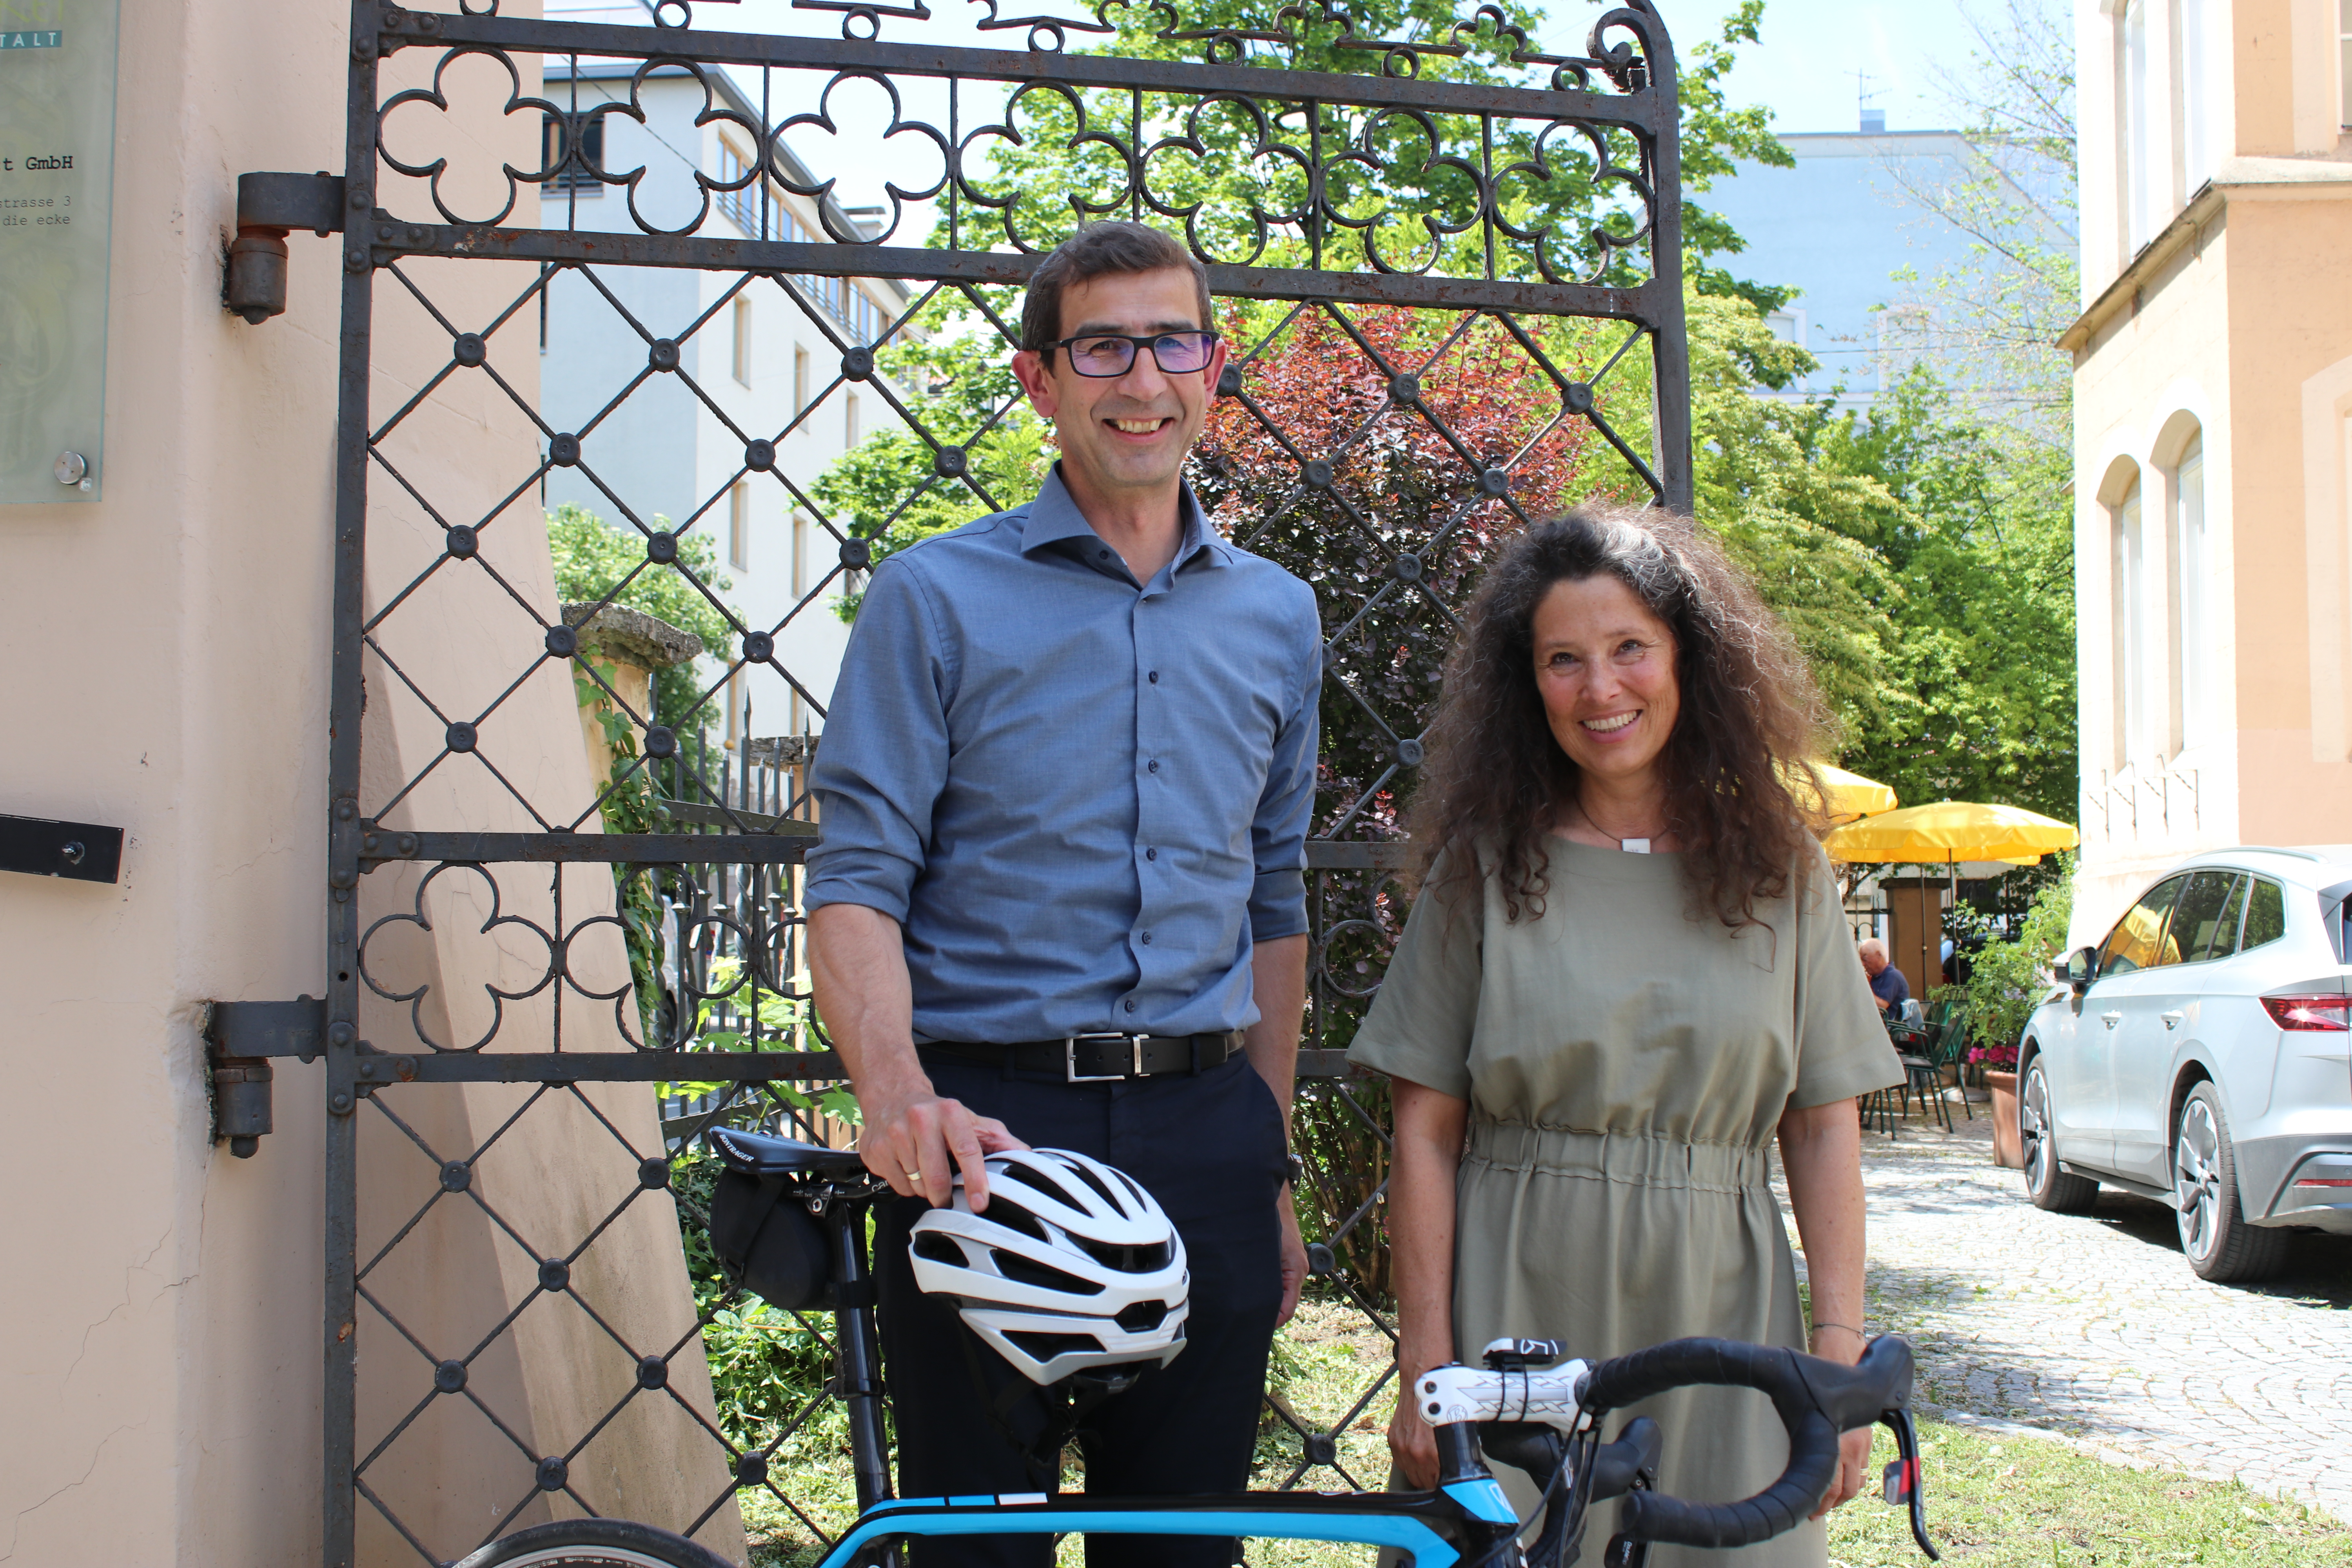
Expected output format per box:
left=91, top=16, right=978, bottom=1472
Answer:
left=538, top=58, right=913, bottom=749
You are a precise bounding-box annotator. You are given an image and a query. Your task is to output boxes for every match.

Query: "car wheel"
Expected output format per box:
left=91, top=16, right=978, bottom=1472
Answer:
left=2022, top=1056, right=2100, bottom=1213
left=2173, top=1082, right=2289, bottom=1283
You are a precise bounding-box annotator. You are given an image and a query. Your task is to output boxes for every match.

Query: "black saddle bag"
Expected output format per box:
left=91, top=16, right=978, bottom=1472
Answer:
left=708, top=1171, right=836, bottom=1311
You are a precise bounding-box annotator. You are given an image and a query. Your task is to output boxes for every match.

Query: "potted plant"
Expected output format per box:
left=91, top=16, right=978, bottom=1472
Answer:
left=1959, top=857, right=2073, bottom=1169
left=1972, top=1039, right=2023, bottom=1168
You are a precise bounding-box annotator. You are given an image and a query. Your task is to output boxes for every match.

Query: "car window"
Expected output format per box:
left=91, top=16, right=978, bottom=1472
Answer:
left=2170, top=871, right=2241, bottom=964
left=2194, top=873, right=2249, bottom=961
left=2240, top=877, right=2287, bottom=952
left=2099, top=876, right=2184, bottom=976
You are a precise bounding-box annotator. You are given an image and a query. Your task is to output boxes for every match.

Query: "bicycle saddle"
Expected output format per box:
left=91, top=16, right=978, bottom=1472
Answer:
left=708, top=1127, right=870, bottom=1180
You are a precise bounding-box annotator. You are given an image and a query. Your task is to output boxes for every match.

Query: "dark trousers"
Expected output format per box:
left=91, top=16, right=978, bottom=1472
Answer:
left=875, top=1049, right=1290, bottom=1567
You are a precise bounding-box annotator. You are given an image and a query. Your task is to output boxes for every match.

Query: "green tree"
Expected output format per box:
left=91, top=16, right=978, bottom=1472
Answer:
left=1878, top=0, right=2078, bottom=449
left=1684, top=290, right=2078, bottom=818
left=808, top=333, right=1050, bottom=620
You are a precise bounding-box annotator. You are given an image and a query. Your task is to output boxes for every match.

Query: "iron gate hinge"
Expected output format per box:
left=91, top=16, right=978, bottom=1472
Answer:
left=238, top=171, right=347, bottom=234
left=227, top=172, right=347, bottom=324
left=203, top=996, right=327, bottom=1160
left=205, top=996, right=328, bottom=1061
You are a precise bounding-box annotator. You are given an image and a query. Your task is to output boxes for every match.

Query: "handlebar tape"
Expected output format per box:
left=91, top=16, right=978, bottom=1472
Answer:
left=1582, top=1336, right=1915, bottom=1550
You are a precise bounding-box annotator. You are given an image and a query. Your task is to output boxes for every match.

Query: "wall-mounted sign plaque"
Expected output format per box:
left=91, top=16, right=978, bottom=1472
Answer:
left=0, top=0, right=119, bottom=504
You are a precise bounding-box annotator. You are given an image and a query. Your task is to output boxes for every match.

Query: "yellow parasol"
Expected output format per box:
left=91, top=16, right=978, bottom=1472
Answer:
left=1820, top=800, right=2079, bottom=866
left=1791, top=762, right=1899, bottom=824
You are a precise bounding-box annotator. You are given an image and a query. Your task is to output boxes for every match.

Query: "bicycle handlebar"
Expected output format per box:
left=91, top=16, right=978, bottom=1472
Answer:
left=1582, top=1335, right=1915, bottom=1550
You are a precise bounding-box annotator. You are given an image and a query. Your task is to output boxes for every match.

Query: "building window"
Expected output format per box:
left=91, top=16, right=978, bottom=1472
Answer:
left=1876, top=304, right=1935, bottom=391
left=2169, top=435, right=2206, bottom=750
left=2342, top=0, right=2352, bottom=127
left=792, top=510, right=809, bottom=598
left=714, top=138, right=767, bottom=237
left=729, top=481, right=750, bottom=571
left=541, top=112, right=605, bottom=196
left=846, top=392, right=860, bottom=447
left=732, top=298, right=752, bottom=386
left=794, top=346, right=810, bottom=419
left=2181, top=0, right=2211, bottom=192
left=2123, top=0, right=2154, bottom=252
left=2114, top=475, right=2149, bottom=769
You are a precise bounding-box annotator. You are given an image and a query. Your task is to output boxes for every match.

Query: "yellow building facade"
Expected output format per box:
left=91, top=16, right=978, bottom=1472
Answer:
left=2067, top=0, right=2352, bottom=938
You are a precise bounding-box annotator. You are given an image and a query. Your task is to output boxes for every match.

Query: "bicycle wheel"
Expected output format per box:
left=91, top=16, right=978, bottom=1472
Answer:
left=452, top=1519, right=736, bottom=1568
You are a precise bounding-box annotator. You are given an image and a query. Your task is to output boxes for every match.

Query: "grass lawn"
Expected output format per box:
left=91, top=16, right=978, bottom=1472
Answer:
left=1827, top=1420, right=2348, bottom=1567
left=742, top=1295, right=2348, bottom=1566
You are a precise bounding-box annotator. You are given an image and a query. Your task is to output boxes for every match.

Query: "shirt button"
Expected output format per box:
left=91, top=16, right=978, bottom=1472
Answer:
left=1147, top=759, right=1161, bottom=773
left=1145, top=848, right=1158, bottom=861
left=1140, top=931, right=1153, bottom=945
left=1123, top=999, right=1137, bottom=1013
left=1148, top=670, right=1160, bottom=684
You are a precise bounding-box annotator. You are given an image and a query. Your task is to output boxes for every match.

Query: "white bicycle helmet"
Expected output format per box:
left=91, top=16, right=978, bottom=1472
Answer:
left=909, top=1147, right=1190, bottom=1385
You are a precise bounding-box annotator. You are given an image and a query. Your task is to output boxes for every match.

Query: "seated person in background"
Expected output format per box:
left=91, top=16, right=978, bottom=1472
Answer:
left=1859, top=938, right=1910, bottom=1018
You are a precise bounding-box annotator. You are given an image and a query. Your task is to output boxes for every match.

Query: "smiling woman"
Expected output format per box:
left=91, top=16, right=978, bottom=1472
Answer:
left=1347, top=505, right=1904, bottom=1565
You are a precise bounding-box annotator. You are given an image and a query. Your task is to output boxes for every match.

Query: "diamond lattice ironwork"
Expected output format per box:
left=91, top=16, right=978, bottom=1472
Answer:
left=314, top=0, right=1693, bottom=1561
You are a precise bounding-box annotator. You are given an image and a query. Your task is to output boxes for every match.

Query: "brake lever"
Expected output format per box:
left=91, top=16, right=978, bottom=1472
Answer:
left=1877, top=1406, right=1941, bottom=1561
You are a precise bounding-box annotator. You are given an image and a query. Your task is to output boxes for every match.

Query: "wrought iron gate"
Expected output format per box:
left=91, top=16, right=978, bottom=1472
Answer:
left=232, top=1, right=1690, bottom=1561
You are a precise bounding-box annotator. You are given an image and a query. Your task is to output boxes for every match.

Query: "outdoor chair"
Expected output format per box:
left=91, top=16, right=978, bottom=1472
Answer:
left=1860, top=1082, right=1904, bottom=1139
left=1928, top=1005, right=1975, bottom=1123
left=1882, top=1011, right=1949, bottom=1134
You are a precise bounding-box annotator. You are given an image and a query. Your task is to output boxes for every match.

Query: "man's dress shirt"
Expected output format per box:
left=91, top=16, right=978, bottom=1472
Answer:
left=805, top=468, right=1322, bottom=1044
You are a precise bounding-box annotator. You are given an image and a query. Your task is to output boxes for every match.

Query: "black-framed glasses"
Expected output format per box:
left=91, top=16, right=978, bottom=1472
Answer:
left=1046, top=330, right=1221, bottom=377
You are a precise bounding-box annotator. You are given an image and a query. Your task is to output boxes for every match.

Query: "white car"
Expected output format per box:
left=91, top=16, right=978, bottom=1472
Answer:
left=2017, top=846, right=2352, bottom=1281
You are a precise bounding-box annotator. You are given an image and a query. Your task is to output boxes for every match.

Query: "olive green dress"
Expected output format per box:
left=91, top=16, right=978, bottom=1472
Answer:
left=1347, top=838, right=1901, bottom=1568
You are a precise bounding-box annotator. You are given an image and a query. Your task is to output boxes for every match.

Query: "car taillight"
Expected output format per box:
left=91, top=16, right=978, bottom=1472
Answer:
left=2259, top=994, right=2352, bottom=1031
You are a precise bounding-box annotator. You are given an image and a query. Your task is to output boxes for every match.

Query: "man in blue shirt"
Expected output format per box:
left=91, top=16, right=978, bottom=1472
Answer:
left=805, top=221, right=1321, bottom=1564
left=1860, top=937, right=1911, bottom=1017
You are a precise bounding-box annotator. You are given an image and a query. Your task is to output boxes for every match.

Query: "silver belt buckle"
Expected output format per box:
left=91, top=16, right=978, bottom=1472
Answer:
left=1065, top=1032, right=1146, bottom=1083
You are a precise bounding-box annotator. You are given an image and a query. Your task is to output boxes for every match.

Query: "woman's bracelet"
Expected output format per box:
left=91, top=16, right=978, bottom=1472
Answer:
left=1807, top=1321, right=1865, bottom=1341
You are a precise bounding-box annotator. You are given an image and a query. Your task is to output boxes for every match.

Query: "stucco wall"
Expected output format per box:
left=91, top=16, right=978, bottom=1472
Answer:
left=0, top=5, right=743, bottom=1562
left=2227, top=189, right=2352, bottom=837
left=1, top=1, right=347, bottom=1561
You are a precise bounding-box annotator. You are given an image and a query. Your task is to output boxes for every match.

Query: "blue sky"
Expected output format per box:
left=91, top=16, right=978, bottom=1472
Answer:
left=1539, top=0, right=2006, bottom=135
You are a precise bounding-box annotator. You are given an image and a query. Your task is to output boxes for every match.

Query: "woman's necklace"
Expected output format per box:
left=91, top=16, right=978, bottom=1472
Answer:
left=1575, top=799, right=1664, bottom=854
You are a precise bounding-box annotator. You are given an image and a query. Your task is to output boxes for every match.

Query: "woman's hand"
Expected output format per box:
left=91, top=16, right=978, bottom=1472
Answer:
left=1374, top=1345, right=1449, bottom=1495
left=1779, top=1098, right=1872, bottom=1517
left=1805, top=1321, right=1873, bottom=1516
left=1818, top=1425, right=1873, bottom=1516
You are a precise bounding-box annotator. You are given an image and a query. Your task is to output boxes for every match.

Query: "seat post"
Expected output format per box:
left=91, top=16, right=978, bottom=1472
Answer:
left=829, top=1196, right=895, bottom=1515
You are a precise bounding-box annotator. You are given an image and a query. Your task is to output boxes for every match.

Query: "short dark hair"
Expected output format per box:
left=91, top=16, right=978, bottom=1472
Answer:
left=1020, top=222, right=1213, bottom=360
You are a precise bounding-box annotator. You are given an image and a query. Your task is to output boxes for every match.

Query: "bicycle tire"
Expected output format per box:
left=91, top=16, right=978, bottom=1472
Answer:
left=451, top=1518, right=737, bottom=1568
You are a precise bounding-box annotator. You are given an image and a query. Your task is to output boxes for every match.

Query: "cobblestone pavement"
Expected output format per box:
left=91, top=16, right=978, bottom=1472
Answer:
left=1791, top=1105, right=2352, bottom=1522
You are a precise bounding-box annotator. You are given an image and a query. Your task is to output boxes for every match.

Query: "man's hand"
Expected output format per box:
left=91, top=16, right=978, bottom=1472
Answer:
left=812, top=903, right=1027, bottom=1209
left=857, top=1080, right=1026, bottom=1210
left=1275, top=1185, right=1307, bottom=1327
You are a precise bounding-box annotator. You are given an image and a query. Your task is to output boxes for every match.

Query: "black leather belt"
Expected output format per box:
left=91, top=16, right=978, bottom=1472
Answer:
left=921, top=1030, right=1245, bottom=1082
